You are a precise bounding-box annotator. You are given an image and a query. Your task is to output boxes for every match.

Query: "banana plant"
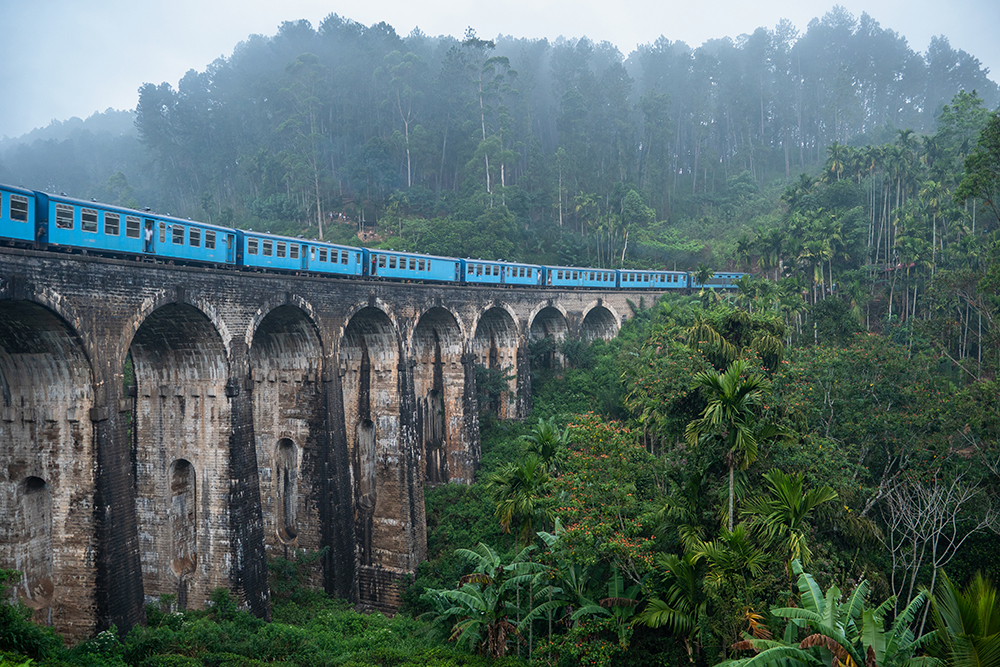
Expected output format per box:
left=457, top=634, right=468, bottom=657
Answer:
left=720, top=559, right=942, bottom=667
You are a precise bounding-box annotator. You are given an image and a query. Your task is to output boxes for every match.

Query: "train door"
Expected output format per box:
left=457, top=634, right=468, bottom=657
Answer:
left=226, top=234, right=235, bottom=263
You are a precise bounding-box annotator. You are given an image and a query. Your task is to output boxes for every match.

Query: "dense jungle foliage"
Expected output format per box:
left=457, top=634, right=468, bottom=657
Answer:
left=3, top=7, right=1000, bottom=667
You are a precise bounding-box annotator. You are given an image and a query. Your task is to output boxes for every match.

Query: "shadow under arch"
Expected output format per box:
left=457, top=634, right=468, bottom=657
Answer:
left=129, top=301, right=229, bottom=610
left=412, top=306, right=466, bottom=484
left=0, top=300, right=95, bottom=633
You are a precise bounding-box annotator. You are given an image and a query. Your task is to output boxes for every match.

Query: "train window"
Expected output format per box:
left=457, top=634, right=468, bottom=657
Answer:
left=189, top=227, right=201, bottom=247
left=318, top=248, right=327, bottom=262
left=427, top=260, right=431, bottom=270
left=389, top=256, right=396, bottom=269
left=126, top=216, right=140, bottom=238
left=82, top=208, right=98, bottom=233
left=378, top=255, right=386, bottom=268
left=290, top=244, right=299, bottom=259
left=418, top=259, right=425, bottom=271
left=104, top=213, right=120, bottom=236
left=408, top=258, right=415, bottom=270
left=262, top=240, right=273, bottom=256
left=56, top=204, right=74, bottom=229
left=310, top=248, right=316, bottom=262
left=248, top=239, right=259, bottom=255
left=173, top=225, right=184, bottom=244
left=159, top=222, right=166, bottom=243
left=341, top=250, right=348, bottom=265
left=10, top=195, right=29, bottom=222
left=276, top=242, right=286, bottom=258
left=205, top=231, right=215, bottom=249
left=475, top=265, right=482, bottom=276
left=573, top=271, right=579, bottom=280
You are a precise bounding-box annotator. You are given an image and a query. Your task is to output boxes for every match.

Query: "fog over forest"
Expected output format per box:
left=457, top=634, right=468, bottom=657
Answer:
left=1, top=7, right=997, bottom=270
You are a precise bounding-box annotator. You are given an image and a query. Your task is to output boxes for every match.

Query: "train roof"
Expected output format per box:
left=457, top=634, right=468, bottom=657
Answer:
left=0, top=183, right=36, bottom=196
left=544, top=264, right=613, bottom=272
left=369, top=248, right=461, bottom=262
left=41, top=190, right=236, bottom=233
left=460, top=258, right=541, bottom=267
left=241, top=229, right=361, bottom=249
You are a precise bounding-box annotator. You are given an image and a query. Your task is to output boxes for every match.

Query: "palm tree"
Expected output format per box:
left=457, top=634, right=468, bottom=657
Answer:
left=654, top=472, right=712, bottom=552
left=741, top=468, right=837, bottom=564
left=684, top=359, right=770, bottom=531
left=931, top=572, right=1000, bottom=667
left=694, top=263, right=717, bottom=309
left=637, top=552, right=709, bottom=663
left=826, top=141, right=850, bottom=181
left=486, top=455, right=554, bottom=546
left=681, top=314, right=738, bottom=368
left=734, top=274, right=760, bottom=314
left=694, top=524, right=769, bottom=592
left=519, top=417, right=570, bottom=466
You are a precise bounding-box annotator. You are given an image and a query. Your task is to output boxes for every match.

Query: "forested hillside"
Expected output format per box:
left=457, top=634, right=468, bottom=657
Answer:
left=3, top=8, right=1000, bottom=667
left=1, top=7, right=997, bottom=272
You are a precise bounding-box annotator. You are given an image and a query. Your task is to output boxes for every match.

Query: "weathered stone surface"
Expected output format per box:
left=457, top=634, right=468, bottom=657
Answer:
left=0, top=248, right=663, bottom=639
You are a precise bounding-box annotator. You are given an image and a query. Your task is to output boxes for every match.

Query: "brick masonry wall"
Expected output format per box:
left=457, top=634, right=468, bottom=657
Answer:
left=0, top=248, right=662, bottom=637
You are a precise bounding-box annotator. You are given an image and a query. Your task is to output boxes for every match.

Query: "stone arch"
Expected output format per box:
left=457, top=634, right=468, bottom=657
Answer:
left=0, top=300, right=95, bottom=634
left=244, top=293, right=322, bottom=349
left=581, top=302, right=620, bottom=341
left=248, top=303, right=323, bottom=564
left=339, top=296, right=403, bottom=338
left=472, top=306, right=520, bottom=420
left=411, top=307, right=467, bottom=484
left=129, top=302, right=229, bottom=609
left=127, top=288, right=233, bottom=367
left=339, top=306, right=401, bottom=570
left=529, top=305, right=570, bottom=369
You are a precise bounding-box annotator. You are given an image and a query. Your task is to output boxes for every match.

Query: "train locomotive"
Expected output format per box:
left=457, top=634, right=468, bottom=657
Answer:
left=0, top=183, right=747, bottom=290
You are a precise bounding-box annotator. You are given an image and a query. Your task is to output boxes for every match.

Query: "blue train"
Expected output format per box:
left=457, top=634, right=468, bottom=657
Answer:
left=0, top=183, right=747, bottom=290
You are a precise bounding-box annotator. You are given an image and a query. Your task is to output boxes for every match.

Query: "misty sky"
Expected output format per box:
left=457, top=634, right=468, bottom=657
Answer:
left=2, top=0, right=998, bottom=139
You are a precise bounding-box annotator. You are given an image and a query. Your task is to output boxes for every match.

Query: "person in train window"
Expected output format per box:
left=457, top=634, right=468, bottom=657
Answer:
left=144, top=221, right=154, bottom=252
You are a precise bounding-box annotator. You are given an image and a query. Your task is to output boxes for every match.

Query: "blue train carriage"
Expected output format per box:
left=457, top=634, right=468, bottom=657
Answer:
left=0, top=184, right=37, bottom=245
left=364, top=248, right=461, bottom=282
left=461, top=259, right=543, bottom=286
left=616, top=269, right=687, bottom=289
left=542, top=265, right=592, bottom=288
left=41, top=191, right=236, bottom=264
left=503, top=262, right=544, bottom=286
left=300, top=241, right=363, bottom=277
left=579, top=267, right=618, bottom=288
left=691, top=271, right=748, bottom=290
left=243, top=233, right=364, bottom=277
left=645, top=270, right=689, bottom=289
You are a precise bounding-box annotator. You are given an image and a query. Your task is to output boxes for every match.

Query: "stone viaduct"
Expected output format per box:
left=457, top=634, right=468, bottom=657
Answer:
left=0, top=247, right=665, bottom=640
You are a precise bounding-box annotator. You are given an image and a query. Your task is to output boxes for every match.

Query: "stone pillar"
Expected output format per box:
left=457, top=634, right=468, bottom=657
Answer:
left=226, top=343, right=270, bottom=620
